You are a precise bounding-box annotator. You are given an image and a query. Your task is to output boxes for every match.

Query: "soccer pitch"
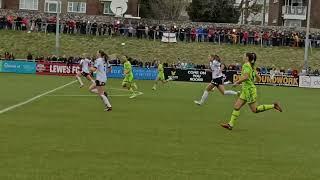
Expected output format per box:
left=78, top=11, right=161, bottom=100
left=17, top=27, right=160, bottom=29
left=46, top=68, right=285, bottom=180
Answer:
left=0, top=73, right=319, bottom=180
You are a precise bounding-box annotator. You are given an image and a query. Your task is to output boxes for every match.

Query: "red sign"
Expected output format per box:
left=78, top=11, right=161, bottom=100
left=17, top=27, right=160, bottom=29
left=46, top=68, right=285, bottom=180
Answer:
left=36, top=62, right=80, bottom=76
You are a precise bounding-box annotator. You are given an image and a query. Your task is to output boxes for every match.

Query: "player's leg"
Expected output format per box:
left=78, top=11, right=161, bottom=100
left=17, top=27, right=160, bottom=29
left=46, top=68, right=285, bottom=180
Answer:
left=97, top=85, right=112, bottom=111
left=89, top=81, right=99, bottom=94
left=85, top=74, right=96, bottom=84
left=248, top=102, right=283, bottom=113
left=194, top=83, right=215, bottom=105
left=221, top=98, right=246, bottom=130
left=217, top=85, right=238, bottom=96
left=127, top=76, right=138, bottom=98
left=122, top=77, right=130, bottom=89
left=152, top=76, right=160, bottom=90
left=246, top=87, right=282, bottom=113
left=76, top=72, right=84, bottom=87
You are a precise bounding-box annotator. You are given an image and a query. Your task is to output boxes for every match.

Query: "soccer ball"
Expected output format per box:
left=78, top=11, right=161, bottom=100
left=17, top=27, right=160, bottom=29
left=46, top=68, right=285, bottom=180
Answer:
left=121, top=43, right=126, bottom=46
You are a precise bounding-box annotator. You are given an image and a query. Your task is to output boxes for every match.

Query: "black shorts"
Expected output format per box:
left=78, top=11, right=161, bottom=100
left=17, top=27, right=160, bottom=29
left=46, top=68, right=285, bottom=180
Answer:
left=211, top=77, right=224, bottom=86
left=81, top=72, right=90, bottom=77
left=95, top=80, right=106, bottom=86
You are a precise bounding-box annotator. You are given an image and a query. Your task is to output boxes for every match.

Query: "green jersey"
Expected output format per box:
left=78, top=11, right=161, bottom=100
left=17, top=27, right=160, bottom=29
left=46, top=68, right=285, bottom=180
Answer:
left=241, top=62, right=256, bottom=88
left=124, top=61, right=133, bottom=77
left=239, top=62, right=257, bottom=103
left=158, top=64, right=164, bottom=74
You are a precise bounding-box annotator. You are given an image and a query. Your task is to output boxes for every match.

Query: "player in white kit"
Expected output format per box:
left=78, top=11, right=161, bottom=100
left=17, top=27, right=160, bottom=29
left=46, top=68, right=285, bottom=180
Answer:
left=89, top=50, right=112, bottom=111
left=194, top=55, right=239, bottom=106
left=76, top=55, right=95, bottom=88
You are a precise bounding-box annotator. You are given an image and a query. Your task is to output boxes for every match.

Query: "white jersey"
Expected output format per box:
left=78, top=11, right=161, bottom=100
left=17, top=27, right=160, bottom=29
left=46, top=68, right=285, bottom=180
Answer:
left=210, top=60, right=223, bottom=79
left=80, top=58, right=91, bottom=73
left=94, top=58, right=110, bottom=83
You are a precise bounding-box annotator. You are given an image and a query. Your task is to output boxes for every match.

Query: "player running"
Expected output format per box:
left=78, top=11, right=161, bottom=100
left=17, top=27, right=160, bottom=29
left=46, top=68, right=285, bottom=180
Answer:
left=152, top=60, right=172, bottom=90
left=194, top=55, right=238, bottom=105
left=122, top=56, right=138, bottom=98
left=89, top=50, right=112, bottom=111
left=221, top=53, right=282, bottom=130
left=76, top=55, right=95, bottom=88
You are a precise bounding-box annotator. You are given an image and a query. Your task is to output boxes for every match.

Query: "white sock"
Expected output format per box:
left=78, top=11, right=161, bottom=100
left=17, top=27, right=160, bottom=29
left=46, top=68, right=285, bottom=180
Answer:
left=100, top=94, right=112, bottom=107
left=90, top=88, right=98, bottom=94
left=200, top=90, right=209, bottom=104
left=91, top=79, right=95, bottom=84
left=224, top=90, right=238, bottom=95
left=76, top=76, right=83, bottom=85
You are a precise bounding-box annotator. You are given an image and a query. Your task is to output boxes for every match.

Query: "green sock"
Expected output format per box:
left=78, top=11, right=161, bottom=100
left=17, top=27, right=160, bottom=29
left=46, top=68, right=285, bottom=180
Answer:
left=133, top=83, right=138, bottom=89
left=256, top=104, right=274, bottom=113
left=229, top=110, right=240, bottom=127
left=129, top=87, right=135, bottom=94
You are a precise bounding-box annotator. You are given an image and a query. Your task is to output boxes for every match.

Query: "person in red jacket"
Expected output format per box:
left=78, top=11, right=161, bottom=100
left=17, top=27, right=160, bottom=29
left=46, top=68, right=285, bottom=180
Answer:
left=191, top=27, right=196, bottom=42
left=243, top=30, right=249, bottom=45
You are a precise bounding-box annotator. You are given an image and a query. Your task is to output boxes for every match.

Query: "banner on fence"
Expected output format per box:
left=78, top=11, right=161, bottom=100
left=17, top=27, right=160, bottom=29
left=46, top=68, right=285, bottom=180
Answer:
left=0, top=61, right=36, bottom=74
left=299, top=76, right=320, bottom=88
left=234, top=74, right=299, bottom=87
left=164, top=68, right=299, bottom=87
left=108, top=66, right=158, bottom=80
left=161, top=33, right=177, bottom=43
left=36, top=62, right=80, bottom=76
left=164, top=68, right=236, bottom=83
left=35, top=62, right=158, bottom=80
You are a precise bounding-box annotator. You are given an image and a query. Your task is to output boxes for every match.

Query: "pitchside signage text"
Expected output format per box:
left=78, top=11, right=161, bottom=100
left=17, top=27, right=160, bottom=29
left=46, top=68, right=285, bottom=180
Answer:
left=36, top=62, right=80, bottom=76
left=233, top=73, right=299, bottom=87
left=164, top=68, right=213, bottom=82
left=299, top=76, right=320, bottom=89
left=0, top=61, right=36, bottom=74
left=35, top=62, right=157, bottom=80
left=107, top=66, right=157, bottom=80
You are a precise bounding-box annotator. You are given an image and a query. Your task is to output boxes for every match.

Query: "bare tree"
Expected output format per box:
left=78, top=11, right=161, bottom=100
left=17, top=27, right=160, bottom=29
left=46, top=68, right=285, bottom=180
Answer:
left=149, top=0, right=189, bottom=20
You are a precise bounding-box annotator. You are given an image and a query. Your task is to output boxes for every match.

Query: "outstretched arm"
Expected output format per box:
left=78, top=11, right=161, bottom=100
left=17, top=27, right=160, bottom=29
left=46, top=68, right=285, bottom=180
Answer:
left=234, top=73, right=249, bottom=85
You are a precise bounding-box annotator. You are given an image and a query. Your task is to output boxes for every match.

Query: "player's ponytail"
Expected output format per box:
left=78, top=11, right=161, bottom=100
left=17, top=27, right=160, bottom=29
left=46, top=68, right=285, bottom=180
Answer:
left=98, top=50, right=108, bottom=62
left=246, top=52, right=257, bottom=67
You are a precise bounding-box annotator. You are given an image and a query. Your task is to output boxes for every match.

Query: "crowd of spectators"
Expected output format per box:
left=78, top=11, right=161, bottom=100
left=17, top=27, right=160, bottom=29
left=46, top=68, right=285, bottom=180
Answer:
left=0, top=9, right=319, bottom=76
left=1, top=10, right=320, bottom=48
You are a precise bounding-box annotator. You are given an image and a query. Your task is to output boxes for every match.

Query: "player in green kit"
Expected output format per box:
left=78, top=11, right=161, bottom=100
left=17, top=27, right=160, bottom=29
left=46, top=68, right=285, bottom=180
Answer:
left=122, top=56, right=138, bottom=98
left=152, top=60, right=172, bottom=90
left=221, top=53, right=283, bottom=130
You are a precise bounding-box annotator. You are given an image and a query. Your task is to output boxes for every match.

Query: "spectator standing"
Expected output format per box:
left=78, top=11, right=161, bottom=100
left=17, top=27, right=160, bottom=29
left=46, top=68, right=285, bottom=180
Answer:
left=27, top=53, right=33, bottom=60
left=243, top=30, right=249, bottom=45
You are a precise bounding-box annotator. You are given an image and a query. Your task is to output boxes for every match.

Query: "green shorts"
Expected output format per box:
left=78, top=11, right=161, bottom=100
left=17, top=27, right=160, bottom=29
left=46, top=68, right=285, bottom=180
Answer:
left=240, top=86, right=257, bottom=104
left=123, top=75, right=134, bottom=85
left=157, top=73, right=165, bottom=81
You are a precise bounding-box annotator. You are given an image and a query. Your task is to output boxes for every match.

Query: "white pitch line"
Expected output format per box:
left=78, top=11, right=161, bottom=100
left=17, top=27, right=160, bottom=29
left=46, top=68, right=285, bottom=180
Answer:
left=0, top=80, right=77, bottom=115
left=48, top=94, right=130, bottom=97
left=48, top=91, right=144, bottom=98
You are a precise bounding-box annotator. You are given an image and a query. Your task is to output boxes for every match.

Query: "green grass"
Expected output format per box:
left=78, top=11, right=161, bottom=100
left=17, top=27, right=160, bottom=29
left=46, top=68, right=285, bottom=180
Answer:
left=1, top=30, right=320, bottom=69
left=1, top=73, right=320, bottom=180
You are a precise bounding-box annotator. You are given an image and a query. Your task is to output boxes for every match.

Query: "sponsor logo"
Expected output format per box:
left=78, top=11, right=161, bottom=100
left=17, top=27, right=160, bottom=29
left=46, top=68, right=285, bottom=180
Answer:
left=3, top=62, right=17, bottom=69
left=36, top=64, right=46, bottom=72
left=233, top=74, right=299, bottom=87
left=49, top=65, right=80, bottom=74
left=188, top=70, right=206, bottom=82
left=299, top=76, right=320, bottom=89
left=300, top=76, right=311, bottom=87
left=311, top=77, right=320, bottom=88
left=169, top=70, right=178, bottom=80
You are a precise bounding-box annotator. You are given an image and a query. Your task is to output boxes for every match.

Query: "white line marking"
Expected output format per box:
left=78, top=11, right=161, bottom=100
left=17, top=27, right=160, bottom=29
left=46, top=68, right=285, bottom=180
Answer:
left=48, top=94, right=130, bottom=97
left=0, top=80, right=77, bottom=115
left=48, top=91, right=144, bottom=98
